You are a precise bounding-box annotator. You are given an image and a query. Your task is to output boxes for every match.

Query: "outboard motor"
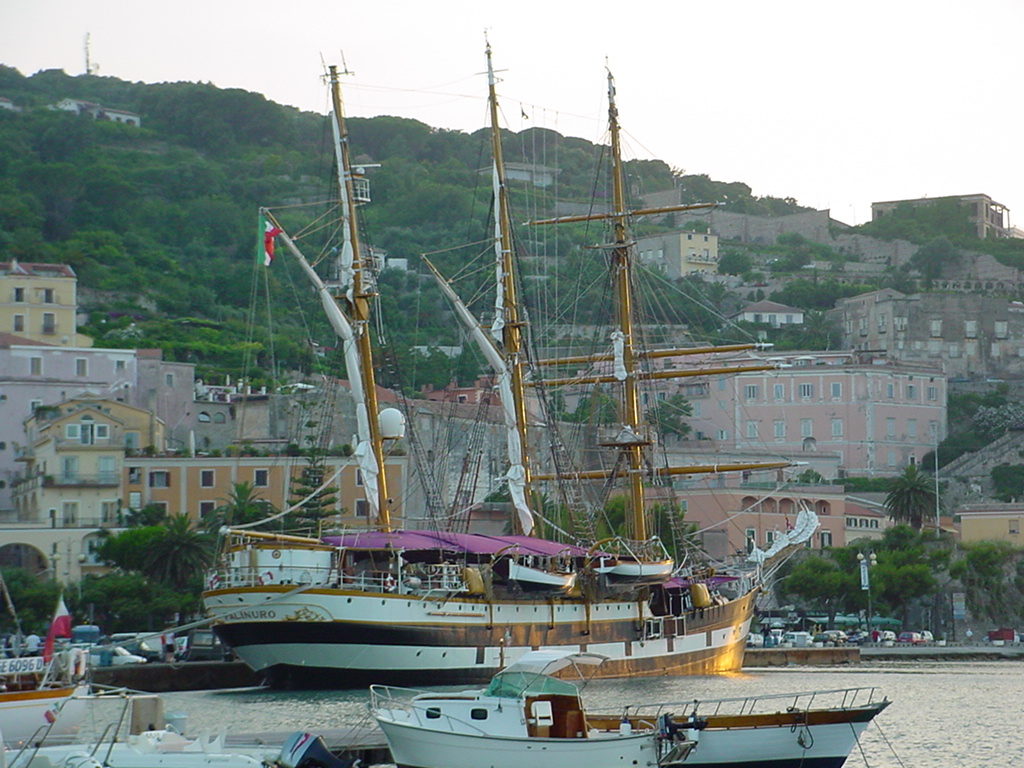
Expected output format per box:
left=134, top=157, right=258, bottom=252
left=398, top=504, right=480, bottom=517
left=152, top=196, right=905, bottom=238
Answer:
left=274, top=733, right=361, bottom=768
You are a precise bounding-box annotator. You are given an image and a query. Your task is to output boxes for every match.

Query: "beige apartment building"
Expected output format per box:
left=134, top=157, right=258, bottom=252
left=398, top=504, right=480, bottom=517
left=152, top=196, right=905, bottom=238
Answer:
left=123, top=454, right=407, bottom=528
left=12, top=398, right=165, bottom=525
left=637, top=231, right=719, bottom=277
left=957, top=503, right=1024, bottom=544
left=0, top=261, right=92, bottom=347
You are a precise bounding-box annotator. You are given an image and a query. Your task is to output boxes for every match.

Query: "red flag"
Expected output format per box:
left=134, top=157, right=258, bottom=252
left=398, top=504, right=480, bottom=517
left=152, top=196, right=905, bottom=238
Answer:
left=43, top=595, right=72, bottom=663
left=261, top=215, right=283, bottom=267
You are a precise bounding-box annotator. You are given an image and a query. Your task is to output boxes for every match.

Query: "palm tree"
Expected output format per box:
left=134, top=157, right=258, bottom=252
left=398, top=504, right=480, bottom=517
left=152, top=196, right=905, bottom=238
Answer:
left=146, top=514, right=214, bottom=590
left=884, top=465, right=936, bottom=531
left=206, top=481, right=276, bottom=532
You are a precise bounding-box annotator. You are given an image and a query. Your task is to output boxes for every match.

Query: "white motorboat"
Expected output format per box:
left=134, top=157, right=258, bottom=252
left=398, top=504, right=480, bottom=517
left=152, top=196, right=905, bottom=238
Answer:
left=370, top=650, right=890, bottom=768
left=0, top=652, right=89, bottom=746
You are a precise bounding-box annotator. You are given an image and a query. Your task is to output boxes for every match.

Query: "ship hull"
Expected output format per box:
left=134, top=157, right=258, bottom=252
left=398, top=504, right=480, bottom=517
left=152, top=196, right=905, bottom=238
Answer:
left=204, top=586, right=754, bottom=688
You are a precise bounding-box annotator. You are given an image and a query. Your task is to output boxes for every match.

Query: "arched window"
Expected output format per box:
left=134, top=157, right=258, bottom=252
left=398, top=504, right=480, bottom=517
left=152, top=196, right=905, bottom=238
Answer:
left=213, top=412, right=226, bottom=424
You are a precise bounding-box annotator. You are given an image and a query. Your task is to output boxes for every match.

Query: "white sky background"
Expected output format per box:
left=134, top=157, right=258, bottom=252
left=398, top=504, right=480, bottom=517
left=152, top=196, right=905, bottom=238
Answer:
left=2, top=0, right=1021, bottom=226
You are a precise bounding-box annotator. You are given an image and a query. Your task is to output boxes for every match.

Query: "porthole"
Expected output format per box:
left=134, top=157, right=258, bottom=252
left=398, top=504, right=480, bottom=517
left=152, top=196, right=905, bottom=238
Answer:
left=470, top=708, right=488, bottom=720
left=426, top=708, right=441, bottom=719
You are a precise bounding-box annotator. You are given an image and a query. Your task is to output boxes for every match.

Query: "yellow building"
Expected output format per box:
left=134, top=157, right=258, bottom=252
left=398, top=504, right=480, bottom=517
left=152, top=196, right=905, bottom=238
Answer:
left=122, top=454, right=407, bottom=529
left=0, top=260, right=92, bottom=347
left=957, top=503, right=1024, bottom=544
left=12, top=397, right=165, bottom=525
left=636, top=232, right=719, bottom=278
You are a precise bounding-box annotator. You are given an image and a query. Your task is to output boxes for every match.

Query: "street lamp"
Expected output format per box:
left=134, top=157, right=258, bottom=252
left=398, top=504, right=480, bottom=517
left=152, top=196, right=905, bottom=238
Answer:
left=857, top=551, right=877, bottom=641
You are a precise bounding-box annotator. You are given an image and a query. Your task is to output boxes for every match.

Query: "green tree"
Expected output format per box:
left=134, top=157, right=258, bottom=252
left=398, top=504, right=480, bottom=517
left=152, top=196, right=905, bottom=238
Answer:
left=206, top=481, right=277, bottom=532
left=645, top=394, right=692, bottom=438
left=145, top=514, right=214, bottom=591
left=288, top=451, right=340, bottom=529
left=884, top=465, right=936, bottom=530
left=910, top=237, right=960, bottom=284
left=780, top=555, right=853, bottom=628
left=717, top=251, right=752, bottom=276
left=0, top=568, right=61, bottom=635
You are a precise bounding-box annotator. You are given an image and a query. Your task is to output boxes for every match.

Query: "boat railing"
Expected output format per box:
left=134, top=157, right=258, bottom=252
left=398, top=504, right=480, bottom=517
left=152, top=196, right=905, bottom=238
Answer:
left=210, top=563, right=468, bottom=594
left=619, top=686, right=884, bottom=720
left=369, top=684, right=492, bottom=735
left=596, top=536, right=671, bottom=563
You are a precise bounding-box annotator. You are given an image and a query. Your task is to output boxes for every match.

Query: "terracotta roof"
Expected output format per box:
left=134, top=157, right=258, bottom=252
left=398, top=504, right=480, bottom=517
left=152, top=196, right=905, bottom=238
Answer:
left=0, top=261, right=76, bottom=278
left=0, top=333, right=55, bottom=348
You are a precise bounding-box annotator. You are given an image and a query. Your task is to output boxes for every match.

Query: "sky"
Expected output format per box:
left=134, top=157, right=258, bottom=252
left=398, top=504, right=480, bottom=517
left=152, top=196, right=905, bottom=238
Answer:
left=2, top=0, right=1021, bottom=226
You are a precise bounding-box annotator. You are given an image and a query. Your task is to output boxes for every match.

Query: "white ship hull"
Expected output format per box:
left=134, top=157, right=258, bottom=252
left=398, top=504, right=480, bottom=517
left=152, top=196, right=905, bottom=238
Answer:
left=204, top=586, right=755, bottom=687
left=0, top=684, right=89, bottom=745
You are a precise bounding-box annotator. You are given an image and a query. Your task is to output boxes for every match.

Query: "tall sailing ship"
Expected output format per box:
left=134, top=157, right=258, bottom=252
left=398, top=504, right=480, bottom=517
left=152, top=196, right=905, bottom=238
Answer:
left=202, top=48, right=807, bottom=688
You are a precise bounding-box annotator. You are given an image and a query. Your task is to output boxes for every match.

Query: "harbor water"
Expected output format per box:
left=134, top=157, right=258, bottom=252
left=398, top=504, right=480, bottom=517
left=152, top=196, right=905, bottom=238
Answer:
left=80, top=661, right=1024, bottom=766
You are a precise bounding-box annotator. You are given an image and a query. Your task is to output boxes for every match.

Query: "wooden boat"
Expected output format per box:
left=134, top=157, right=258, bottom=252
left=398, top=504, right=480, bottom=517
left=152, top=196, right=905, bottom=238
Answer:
left=370, top=650, right=890, bottom=768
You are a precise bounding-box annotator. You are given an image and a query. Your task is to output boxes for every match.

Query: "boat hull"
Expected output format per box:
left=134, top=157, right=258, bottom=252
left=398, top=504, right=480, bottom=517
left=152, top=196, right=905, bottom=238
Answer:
left=205, top=586, right=755, bottom=688
left=378, top=719, right=665, bottom=768
left=0, top=684, right=89, bottom=745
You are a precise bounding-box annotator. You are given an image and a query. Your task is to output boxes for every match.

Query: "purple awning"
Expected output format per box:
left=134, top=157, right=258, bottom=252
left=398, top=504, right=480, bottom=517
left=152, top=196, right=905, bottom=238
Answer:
left=321, top=529, right=591, bottom=557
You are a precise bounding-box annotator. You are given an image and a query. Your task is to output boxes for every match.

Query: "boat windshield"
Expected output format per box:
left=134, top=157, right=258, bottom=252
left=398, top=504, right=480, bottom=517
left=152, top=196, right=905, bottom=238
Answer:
left=484, top=671, right=579, bottom=699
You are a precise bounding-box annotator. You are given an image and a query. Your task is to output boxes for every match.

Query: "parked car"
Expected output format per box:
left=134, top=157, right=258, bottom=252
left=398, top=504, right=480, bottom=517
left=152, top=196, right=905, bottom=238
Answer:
left=814, top=630, right=848, bottom=646
left=897, top=631, right=925, bottom=644
left=781, top=631, right=813, bottom=647
left=919, top=630, right=934, bottom=643
left=89, top=645, right=147, bottom=666
left=845, top=631, right=868, bottom=645
left=176, top=629, right=231, bottom=662
left=879, top=630, right=897, bottom=642
left=747, top=633, right=765, bottom=648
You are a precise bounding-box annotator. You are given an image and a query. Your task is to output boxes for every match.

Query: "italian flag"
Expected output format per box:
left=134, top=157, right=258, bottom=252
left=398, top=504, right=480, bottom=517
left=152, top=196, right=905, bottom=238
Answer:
left=260, top=215, right=283, bottom=266
left=43, top=595, right=72, bottom=663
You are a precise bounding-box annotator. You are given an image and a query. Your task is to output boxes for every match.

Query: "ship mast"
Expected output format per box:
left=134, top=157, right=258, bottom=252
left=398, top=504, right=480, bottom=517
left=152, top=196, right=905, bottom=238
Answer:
left=486, top=42, right=534, bottom=534
left=328, top=65, right=393, bottom=531
left=605, top=68, right=649, bottom=541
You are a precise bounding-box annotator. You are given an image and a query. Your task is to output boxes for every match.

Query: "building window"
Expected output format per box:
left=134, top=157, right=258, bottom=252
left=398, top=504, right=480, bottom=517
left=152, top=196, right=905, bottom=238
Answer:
left=906, top=384, right=916, bottom=400
left=356, top=469, right=364, bottom=487
left=30, top=357, right=42, bottom=376
left=895, top=316, right=907, bottom=331
left=927, top=386, right=938, bottom=401
left=13, top=287, right=24, bottom=302
left=908, top=419, right=918, bottom=438
left=774, top=420, right=786, bottom=439
left=886, top=382, right=894, bottom=398
left=744, top=385, right=759, bottom=400
left=42, top=312, right=56, bottom=334
left=799, top=383, right=813, bottom=399
left=877, top=313, right=887, bottom=332
left=254, top=469, right=269, bottom=487
left=745, top=528, right=756, bottom=554
left=886, top=417, right=896, bottom=438
left=115, top=359, right=126, bottom=371
left=65, top=424, right=81, bottom=440
left=13, top=314, right=23, bottom=332
left=101, top=500, right=118, bottom=523
left=831, top=382, right=842, bottom=398
left=213, top=412, right=226, bottom=424
left=930, top=319, right=942, bottom=337
left=94, top=424, right=109, bottom=439
left=355, top=499, right=369, bottom=517
left=717, top=429, right=728, bottom=440
left=745, top=421, right=759, bottom=439
left=801, top=419, right=813, bottom=437
left=831, top=418, right=843, bottom=437
left=995, top=320, right=1008, bottom=339
left=820, top=530, right=833, bottom=548
left=125, top=431, right=140, bottom=451
left=198, top=412, right=211, bottom=423
left=765, top=530, right=775, bottom=546
left=200, top=501, right=216, bottom=518
left=75, top=358, right=87, bottom=377
left=43, top=288, right=54, bottom=304
left=965, top=320, right=977, bottom=339
left=61, top=501, right=79, bottom=525
left=165, top=373, right=174, bottom=386
left=200, top=469, right=215, bottom=488
left=886, top=449, right=896, bottom=466
left=128, top=467, right=142, bottom=484
left=149, top=470, right=170, bottom=488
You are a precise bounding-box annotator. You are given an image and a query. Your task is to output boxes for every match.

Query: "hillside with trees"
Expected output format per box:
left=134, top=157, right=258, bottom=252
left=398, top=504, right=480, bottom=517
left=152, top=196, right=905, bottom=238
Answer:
left=0, top=64, right=811, bottom=390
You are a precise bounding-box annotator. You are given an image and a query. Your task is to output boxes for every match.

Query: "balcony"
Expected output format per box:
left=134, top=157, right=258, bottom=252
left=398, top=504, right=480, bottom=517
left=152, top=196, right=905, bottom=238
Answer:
left=44, top=473, right=120, bottom=488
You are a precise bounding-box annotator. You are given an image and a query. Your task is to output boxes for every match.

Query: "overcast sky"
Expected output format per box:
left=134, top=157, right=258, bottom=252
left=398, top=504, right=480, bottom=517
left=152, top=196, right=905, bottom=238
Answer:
left=3, top=0, right=1021, bottom=226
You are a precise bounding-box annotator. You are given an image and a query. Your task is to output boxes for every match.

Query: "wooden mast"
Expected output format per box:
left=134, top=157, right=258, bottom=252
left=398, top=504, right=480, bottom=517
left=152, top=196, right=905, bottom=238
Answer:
left=486, top=42, right=534, bottom=534
left=605, top=67, right=649, bottom=541
left=328, top=65, right=392, bottom=531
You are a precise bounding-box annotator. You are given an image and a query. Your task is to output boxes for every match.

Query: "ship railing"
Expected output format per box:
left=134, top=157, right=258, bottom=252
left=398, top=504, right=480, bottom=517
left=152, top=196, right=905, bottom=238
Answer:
left=597, top=535, right=671, bottom=562
left=619, top=686, right=884, bottom=720
left=369, top=684, right=491, bottom=735
left=209, top=565, right=336, bottom=589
